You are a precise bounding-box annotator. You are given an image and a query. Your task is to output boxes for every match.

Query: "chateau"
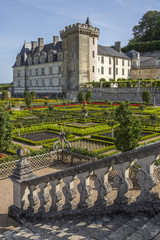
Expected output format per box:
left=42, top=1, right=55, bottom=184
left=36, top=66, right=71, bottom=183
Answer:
left=13, top=17, right=133, bottom=97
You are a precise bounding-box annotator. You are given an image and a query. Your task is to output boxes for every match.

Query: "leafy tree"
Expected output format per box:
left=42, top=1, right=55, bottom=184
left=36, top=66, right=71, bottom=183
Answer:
left=77, top=91, right=85, bottom=103
left=85, top=90, right=92, bottom=104
left=139, top=104, right=146, bottom=114
left=24, top=92, right=32, bottom=107
left=114, top=102, right=142, bottom=152
left=0, top=107, right=13, bottom=153
left=149, top=113, right=158, bottom=128
left=31, top=91, right=36, bottom=99
left=131, top=11, right=160, bottom=42
left=2, top=90, right=8, bottom=100
left=24, top=91, right=28, bottom=98
left=142, top=90, right=151, bottom=105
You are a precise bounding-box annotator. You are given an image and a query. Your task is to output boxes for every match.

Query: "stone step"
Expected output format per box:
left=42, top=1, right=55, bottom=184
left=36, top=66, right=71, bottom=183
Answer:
left=107, top=215, right=150, bottom=240
left=127, top=213, right=160, bottom=240
left=0, top=213, right=159, bottom=240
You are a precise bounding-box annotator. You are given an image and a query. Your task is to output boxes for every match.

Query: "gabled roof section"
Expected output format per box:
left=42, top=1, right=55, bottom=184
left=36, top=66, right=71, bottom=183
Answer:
left=98, top=45, right=130, bottom=59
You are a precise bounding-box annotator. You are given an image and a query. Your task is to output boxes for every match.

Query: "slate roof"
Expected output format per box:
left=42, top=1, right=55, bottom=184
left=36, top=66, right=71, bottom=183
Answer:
left=86, top=17, right=92, bottom=26
left=43, top=41, right=62, bottom=52
left=125, top=49, right=139, bottom=59
left=140, top=56, right=155, bottom=63
left=98, top=45, right=130, bottom=59
left=140, top=56, right=159, bottom=67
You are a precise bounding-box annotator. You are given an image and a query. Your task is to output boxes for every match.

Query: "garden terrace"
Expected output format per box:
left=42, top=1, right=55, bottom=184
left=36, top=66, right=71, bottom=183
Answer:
left=2, top=100, right=160, bottom=162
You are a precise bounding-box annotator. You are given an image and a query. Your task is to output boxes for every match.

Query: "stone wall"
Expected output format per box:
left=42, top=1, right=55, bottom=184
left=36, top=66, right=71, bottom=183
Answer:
left=132, top=67, right=160, bottom=80
left=66, top=87, right=160, bottom=105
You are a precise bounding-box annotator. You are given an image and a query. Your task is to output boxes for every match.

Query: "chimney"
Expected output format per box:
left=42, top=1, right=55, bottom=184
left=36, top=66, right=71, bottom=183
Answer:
left=115, top=41, right=121, bottom=52
left=38, top=38, right=44, bottom=52
left=31, top=41, right=37, bottom=50
left=53, top=36, right=59, bottom=46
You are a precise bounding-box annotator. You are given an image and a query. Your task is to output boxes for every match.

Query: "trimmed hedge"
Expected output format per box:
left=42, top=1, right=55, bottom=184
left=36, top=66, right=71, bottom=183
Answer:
left=91, top=134, right=116, bottom=143
left=13, top=133, right=75, bottom=146
left=141, top=132, right=160, bottom=141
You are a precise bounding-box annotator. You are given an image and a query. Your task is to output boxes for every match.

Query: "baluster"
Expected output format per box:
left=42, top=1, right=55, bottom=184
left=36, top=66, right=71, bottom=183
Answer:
left=28, top=184, right=39, bottom=213
left=22, top=185, right=30, bottom=210
left=113, top=162, right=133, bottom=204
left=77, top=172, right=93, bottom=208
left=136, top=155, right=159, bottom=202
left=94, top=167, right=112, bottom=206
left=50, top=179, right=63, bottom=211
left=62, top=176, right=76, bottom=210
left=38, top=181, right=50, bottom=212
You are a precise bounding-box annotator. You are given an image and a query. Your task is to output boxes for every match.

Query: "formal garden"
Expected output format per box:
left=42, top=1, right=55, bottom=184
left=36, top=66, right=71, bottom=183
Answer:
left=1, top=89, right=160, bottom=166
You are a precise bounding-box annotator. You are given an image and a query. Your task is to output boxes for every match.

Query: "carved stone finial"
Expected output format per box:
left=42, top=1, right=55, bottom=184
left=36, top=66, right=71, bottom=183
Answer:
left=10, top=146, right=33, bottom=181
left=53, top=129, right=71, bottom=151
left=16, top=146, right=30, bottom=159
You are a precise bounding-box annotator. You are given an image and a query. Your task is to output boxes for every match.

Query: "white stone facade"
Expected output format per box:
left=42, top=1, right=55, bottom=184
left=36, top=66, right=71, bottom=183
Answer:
left=13, top=61, right=63, bottom=95
left=97, top=56, right=131, bottom=81
left=13, top=18, right=132, bottom=97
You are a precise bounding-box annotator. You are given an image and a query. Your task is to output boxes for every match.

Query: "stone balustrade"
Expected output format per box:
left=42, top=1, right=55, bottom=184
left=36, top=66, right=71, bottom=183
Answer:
left=9, top=142, right=160, bottom=223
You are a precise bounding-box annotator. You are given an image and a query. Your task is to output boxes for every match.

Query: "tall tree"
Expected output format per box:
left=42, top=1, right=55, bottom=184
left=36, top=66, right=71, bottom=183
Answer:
left=85, top=90, right=92, bottom=104
left=77, top=91, right=85, bottom=103
left=131, top=11, right=160, bottom=43
left=0, top=107, right=13, bottom=153
left=142, top=90, right=151, bottom=105
left=114, top=102, right=142, bottom=152
left=24, top=91, right=32, bottom=107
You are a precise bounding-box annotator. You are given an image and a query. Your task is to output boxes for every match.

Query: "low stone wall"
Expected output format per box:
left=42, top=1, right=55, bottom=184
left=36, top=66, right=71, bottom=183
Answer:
left=8, top=142, right=160, bottom=222
left=66, top=87, right=160, bottom=105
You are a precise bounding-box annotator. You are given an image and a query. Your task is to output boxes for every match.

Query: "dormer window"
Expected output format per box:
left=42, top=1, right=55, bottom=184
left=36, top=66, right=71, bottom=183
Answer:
left=34, top=57, right=39, bottom=64
left=40, top=57, right=46, bottom=64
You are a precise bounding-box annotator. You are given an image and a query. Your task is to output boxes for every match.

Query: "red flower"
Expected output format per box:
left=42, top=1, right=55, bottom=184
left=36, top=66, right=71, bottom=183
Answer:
left=0, top=153, right=6, bottom=158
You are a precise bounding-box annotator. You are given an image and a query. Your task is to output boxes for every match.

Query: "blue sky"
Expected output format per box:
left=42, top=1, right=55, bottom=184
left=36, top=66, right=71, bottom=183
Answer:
left=0, top=0, right=159, bottom=83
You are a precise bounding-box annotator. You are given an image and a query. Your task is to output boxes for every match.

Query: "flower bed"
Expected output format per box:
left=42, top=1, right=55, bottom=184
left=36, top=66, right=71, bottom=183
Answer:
left=0, top=153, right=6, bottom=159
left=20, top=131, right=59, bottom=142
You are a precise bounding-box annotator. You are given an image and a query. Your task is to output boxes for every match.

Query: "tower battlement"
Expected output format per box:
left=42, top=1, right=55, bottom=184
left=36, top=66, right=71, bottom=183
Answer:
left=60, top=22, right=99, bottom=39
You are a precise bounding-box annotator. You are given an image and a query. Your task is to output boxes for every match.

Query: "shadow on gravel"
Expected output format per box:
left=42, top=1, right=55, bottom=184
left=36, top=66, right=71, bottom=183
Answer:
left=0, top=214, right=20, bottom=234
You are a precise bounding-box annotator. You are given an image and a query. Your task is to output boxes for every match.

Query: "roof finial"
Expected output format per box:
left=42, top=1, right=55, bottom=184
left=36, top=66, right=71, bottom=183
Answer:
left=86, top=16, right=92, bottom=26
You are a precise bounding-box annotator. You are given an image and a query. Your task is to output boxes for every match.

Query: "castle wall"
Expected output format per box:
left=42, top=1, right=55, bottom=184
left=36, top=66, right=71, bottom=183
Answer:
left=89, top=37, right=98, bottom=82
left=79, top=34, right=89, bottom=84
left=66, top=88, right=160, bottom=105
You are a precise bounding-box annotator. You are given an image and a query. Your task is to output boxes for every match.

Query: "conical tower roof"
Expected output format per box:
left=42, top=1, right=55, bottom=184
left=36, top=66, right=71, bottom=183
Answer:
left=86, top=17, right=92, bottom=26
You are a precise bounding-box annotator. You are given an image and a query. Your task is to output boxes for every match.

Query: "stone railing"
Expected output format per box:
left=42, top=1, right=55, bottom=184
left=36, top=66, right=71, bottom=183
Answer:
left=8, top=141, right=160, bottom=223
left=0, top=150, right=95, bottom=180
left=0, top=151, right=61, bottom=180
